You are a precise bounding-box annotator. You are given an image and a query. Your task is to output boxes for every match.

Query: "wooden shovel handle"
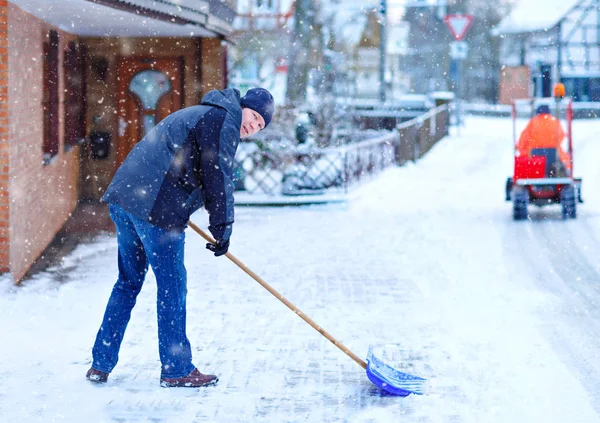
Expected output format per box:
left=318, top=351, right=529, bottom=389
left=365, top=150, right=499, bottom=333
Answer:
left=188, top=221, right=367, bottom=370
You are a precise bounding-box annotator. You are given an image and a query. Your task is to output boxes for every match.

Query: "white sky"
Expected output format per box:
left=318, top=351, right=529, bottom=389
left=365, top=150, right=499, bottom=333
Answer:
left=2, top=115, right=600, bottom=422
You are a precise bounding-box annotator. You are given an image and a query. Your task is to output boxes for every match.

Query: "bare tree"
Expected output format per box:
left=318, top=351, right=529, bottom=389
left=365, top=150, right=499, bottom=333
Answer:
left=403, top=0, right=512, bottom=102
left=286, top=0, right=316, bottom=105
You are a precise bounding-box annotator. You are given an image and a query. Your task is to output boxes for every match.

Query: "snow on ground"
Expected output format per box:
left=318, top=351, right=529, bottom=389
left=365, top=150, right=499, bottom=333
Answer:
left=1, top=116, right=600, bottom=422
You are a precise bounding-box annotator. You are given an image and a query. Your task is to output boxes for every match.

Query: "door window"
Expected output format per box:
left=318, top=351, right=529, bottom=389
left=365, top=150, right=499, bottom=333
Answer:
left=129, top=70, right=172, bottom=134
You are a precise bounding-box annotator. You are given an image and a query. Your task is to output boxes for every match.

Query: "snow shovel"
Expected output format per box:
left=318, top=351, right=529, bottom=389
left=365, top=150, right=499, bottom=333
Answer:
left=188, top=221, right=426, bottom=396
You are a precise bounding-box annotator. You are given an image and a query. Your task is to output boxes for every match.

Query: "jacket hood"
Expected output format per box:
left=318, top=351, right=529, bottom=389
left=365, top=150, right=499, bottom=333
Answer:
left=201, top=88, right=242, bottom=123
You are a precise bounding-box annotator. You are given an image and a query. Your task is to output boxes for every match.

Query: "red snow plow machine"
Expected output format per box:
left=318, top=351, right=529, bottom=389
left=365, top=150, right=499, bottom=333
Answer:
left=505, top=84, right=582, bottom=220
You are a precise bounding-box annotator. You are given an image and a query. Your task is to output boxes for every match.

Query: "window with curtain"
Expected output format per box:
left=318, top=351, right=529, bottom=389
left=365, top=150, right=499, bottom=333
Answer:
left=43, top=30, right=59, bottom=162
left=64, top=41, right=86, bottom=149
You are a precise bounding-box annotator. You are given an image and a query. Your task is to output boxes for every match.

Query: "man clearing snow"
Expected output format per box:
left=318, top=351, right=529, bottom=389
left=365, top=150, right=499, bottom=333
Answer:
left=86, top=88, right=274, bottom=388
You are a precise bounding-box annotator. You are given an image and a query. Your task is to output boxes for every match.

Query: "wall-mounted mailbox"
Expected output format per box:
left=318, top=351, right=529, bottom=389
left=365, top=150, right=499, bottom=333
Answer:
left=89, top=131, right=111, bottom=160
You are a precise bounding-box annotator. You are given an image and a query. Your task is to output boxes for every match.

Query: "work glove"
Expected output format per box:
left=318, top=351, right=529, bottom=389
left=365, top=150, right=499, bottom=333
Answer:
left=206, top=238, right=230, bottom=257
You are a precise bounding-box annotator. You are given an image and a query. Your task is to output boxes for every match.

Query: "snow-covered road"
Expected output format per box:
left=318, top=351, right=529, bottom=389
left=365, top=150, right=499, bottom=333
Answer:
left=1, top=116, right=600, bottom=422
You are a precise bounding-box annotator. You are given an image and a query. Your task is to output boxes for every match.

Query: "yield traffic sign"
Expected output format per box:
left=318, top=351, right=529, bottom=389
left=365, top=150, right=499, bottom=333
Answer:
left=444, top=14, right=474, bottom=41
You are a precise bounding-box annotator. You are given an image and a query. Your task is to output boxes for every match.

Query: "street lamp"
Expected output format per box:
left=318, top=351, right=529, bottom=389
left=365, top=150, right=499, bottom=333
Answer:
left=379, top=0, right=387, bottom=103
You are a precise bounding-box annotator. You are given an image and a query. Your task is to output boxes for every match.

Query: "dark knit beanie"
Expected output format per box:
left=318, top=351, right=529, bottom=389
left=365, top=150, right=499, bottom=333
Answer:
left=240, top=88, right=275, bottom=128
left=536, top=104, right=551, bottom=115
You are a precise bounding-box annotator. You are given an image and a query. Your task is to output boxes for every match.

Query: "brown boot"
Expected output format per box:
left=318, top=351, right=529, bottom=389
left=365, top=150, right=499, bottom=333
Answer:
left=160, top=368, right=218, bottom=388
left=86, top=367, right=109, bottom=383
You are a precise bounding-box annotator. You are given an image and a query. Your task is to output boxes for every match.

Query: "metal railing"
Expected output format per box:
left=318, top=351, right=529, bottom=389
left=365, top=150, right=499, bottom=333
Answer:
left=233, top=132, right=398, bottom=196
left=232, top=104, right=450, bottom=197
left=396, top=104, right=450, bottom=164
left=462, top=101, right=600, bottom=119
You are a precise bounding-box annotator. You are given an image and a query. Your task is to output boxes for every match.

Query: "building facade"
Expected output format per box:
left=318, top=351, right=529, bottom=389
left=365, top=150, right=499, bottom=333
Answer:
left=2, top=0, right=235, bottom=282
left=493, top=0, right=600, bottom=103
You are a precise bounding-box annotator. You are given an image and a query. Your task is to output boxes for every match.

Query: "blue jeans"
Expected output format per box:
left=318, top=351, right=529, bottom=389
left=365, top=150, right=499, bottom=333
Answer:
left=91, top=204, right=195, bottom=378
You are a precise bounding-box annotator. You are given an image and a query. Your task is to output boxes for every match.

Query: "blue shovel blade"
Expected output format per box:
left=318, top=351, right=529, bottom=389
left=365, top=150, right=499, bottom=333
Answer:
left=366, top=345, right=427, bottom=396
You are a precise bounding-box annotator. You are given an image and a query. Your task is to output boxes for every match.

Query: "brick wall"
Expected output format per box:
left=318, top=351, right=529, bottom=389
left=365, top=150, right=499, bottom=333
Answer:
left=0, top=0, right=8, bottom=272
left=7, top=5, right=79, bottom=282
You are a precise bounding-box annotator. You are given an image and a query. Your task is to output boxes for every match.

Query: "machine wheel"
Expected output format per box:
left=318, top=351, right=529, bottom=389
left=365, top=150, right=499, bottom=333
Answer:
left=577, top=182, right=584, bottom=203
left=505, top=177, right=513, bottom=202
left=561, top=185, right=577, bottom=219
left=512, top=186, right=529, bottom=221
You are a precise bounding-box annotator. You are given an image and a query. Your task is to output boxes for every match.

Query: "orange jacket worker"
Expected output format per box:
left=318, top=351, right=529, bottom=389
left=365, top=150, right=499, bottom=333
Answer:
left=516, top=104, right=571, bottom=170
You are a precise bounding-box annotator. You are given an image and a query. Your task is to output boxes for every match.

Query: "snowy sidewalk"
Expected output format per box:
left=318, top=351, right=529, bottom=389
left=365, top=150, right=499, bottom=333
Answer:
left=2, top=117, right=600, bottom=423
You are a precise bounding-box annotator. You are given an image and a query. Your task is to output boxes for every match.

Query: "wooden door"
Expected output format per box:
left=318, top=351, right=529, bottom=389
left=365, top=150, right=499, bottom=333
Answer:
left=116, top=57, right=183, bottom=165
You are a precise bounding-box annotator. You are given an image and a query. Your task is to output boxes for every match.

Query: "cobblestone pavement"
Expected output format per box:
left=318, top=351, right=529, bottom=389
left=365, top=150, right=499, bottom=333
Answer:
left=1, top=194, right=435, bottom=423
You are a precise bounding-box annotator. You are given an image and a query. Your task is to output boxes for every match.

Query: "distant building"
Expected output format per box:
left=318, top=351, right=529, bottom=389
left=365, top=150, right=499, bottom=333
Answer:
left=354, top=10, right=382, bottom=99
left=2, top=0, right=235, bottom=282
left=353, top=9, right=411, bottom=99
left=493, top=0, right=600, bottom=103
left=387, top=23, right=411, bottom=98
left=229, top=1, right=411, bottom=103
left=228, top=0, right=294, bottom=103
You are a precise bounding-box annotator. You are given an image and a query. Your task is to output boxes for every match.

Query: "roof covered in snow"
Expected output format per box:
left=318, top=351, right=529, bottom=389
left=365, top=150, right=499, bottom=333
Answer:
left=492, top=0, right=579, bottom=36
left=8, top=0, right=231, bottom=37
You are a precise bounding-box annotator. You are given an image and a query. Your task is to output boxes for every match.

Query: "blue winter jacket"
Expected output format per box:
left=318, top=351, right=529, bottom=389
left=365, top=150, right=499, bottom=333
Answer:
left=102, top=88, right=242, bottom=241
